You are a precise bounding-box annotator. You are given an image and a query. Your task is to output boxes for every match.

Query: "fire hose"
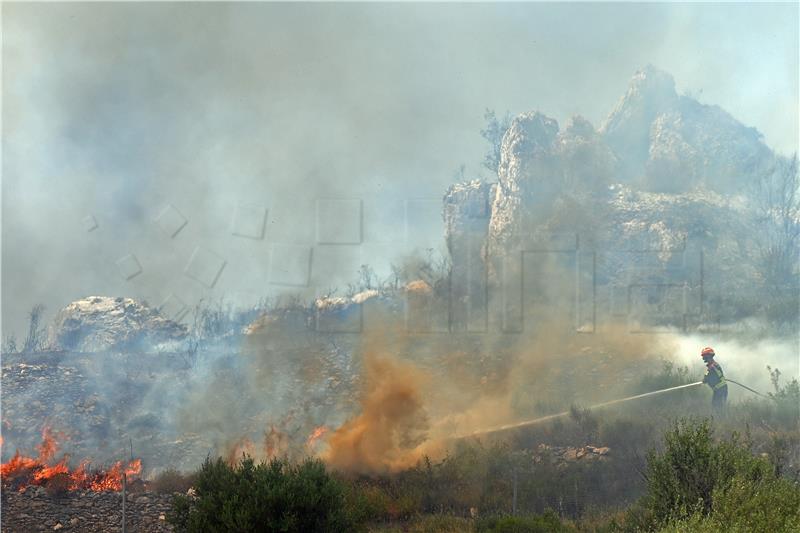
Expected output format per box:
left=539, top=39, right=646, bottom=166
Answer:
left=460, top=381, right=704, bottom=438
left=726, top=379, right=774, bottom=400
left=461, top=378, right=775, bottom=439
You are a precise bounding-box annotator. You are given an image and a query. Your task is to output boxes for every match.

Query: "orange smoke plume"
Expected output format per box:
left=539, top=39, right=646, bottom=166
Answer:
left=323, top=353, right=430, bottom=474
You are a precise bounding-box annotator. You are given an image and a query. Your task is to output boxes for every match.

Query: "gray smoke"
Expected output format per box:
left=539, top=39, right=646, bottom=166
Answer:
left=2, top=2, right=798, bottom=340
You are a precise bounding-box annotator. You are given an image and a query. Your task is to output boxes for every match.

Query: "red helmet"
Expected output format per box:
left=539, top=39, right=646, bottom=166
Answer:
left=701, top=347, right=715, bottom=358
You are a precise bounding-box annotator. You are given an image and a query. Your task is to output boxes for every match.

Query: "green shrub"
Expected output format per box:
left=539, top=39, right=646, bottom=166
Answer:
left=707, top=472, right=800, bottom=531
left=654, top=473, right=800, bottom=532
left=655, top=513, right=726, bottom=533
left=765, top=430, right=800, bottom=479
left=767, top=366, right=800, bottom=428
left=342, top=481, right=393, bottom=525
left=644, top=418, right=768, bottom=525
left=168, top=456, right=358, bottom=532
left=475, top=510, right=573, bottom=533
left=573, top=508, right=646, bottom=533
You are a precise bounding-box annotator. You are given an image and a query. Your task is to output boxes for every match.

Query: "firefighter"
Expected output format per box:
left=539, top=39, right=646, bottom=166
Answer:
left=701, top=347, right=728, bottom=415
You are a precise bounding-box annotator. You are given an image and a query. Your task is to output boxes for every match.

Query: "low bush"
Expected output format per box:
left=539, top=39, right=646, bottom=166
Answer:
left=702, top=471, right=800, bottom=531
left=342, top=481, right=393, bottom=525
left=656, top=473, right=800, bottom=533
left=168, top=456, right=359, bottom=533
left=475, top=510, right=573, bottom=532
left=639, top=417, right=800, bottom=531
left=767, top=366, right=800, bottom=428
left=643, top=418, right=768, bottom=525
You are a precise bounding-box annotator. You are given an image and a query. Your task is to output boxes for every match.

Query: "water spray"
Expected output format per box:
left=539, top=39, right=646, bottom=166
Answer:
left=459, top=381, right=704, bottom=439
left=460, top=376, right=777, bottom=439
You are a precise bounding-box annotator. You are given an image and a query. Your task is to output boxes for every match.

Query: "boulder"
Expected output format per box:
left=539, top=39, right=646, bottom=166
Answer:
left=47, top=296, right=187, bottom=353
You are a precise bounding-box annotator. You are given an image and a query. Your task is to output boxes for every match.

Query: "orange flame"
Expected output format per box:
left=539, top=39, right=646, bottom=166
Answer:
left=0, top=427, right=142, bottom=492
left=0, top=451, right=39, bottom=478
left=35, top=427, right=60, bottom=463
left=306, top=426, right=329, bottom=449
left=68, top=461, right=90, bottom=490
left=32, top=456, right=70, bottom=482
left=87, top=458, right=141, bottom=491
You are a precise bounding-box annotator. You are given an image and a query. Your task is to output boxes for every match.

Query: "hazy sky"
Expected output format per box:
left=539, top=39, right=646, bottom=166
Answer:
left=2, top=2, right=798, bottom=338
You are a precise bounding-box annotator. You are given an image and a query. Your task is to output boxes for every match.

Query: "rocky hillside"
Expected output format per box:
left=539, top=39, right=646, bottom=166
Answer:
left=1, top=486, right=173, bottom=532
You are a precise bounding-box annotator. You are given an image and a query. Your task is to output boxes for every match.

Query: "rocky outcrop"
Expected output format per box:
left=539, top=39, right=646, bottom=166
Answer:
left=485, top=113, right=620, bottom=258
left=487, top=111, right=560, bottom=256
left=443, top=180, right=496, bottom=255
left=441, top=66, right=780, bottom=327
left=601, top=64, right=773, bottom=191
left=557, top=116, right=618, bottom=194
left=601, top=65, right=680, bottom=177
left=443, top=181, right=496, bottom=329
left=481, top=64, right=772, bottom=257
left=607, top=185, right=755, bottom=263
left=603, top=184, right=760, bottom=309
left=47, top=297, right=187, bottom=353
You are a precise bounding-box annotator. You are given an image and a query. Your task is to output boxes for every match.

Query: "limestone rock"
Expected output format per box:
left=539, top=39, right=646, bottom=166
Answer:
left=47, top=297, right=187, bottom=353
left=439, top=66, right=781, bottom=328
left=601, top=64, right=773, bottom=191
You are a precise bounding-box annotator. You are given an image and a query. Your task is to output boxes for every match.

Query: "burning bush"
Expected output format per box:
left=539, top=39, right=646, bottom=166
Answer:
left=169, top=456, right=359, bottom=532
